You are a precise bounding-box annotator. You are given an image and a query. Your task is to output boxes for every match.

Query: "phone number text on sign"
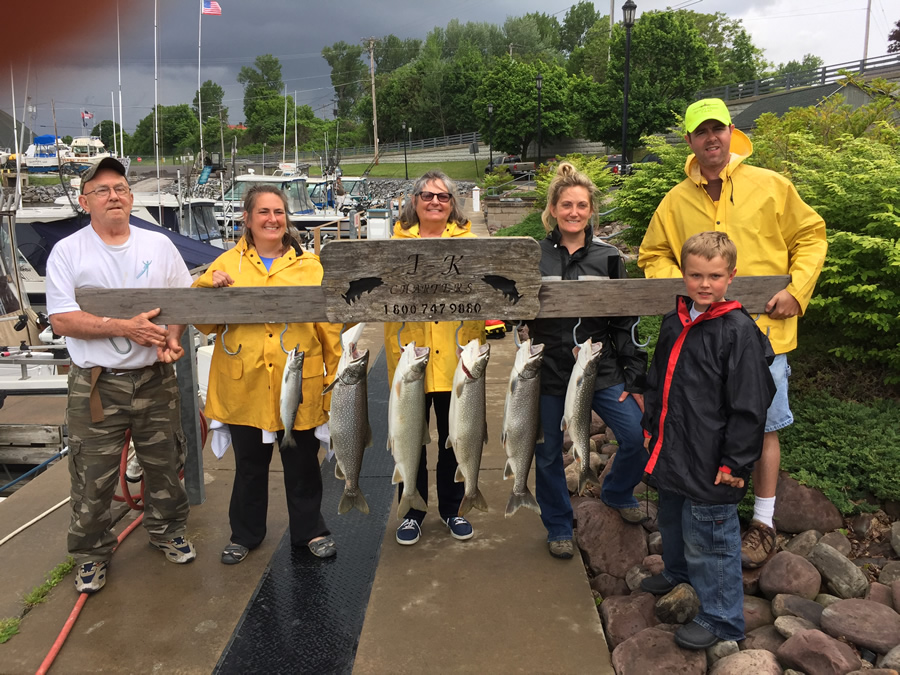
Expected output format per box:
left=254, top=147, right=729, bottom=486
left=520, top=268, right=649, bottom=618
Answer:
left=383, top=302, right=483, bottom=317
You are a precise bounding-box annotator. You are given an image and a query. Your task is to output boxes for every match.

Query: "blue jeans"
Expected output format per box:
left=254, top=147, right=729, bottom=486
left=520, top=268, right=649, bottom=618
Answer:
left=658, top=490, right=745, bottom=641
left=535, top=383, right=646, bottom=541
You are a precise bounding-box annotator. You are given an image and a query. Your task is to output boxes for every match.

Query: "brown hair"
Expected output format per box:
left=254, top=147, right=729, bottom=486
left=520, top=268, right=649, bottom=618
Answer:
left=541, top=162, right=597, bottom=233
left=398, top=170, right=466, bottom=230
left=241, top=184, right=301, bottom=252
left=681, top=231, right=737, bottom=272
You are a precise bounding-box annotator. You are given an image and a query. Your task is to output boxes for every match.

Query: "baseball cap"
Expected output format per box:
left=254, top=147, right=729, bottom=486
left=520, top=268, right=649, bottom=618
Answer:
left=80, top=157, right=127, bottom=193
left=684, top=98, right=732, bottom=134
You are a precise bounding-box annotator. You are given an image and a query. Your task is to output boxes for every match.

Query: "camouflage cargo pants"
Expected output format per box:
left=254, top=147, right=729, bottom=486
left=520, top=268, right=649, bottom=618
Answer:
left=67, top=363, right=190, bottom=563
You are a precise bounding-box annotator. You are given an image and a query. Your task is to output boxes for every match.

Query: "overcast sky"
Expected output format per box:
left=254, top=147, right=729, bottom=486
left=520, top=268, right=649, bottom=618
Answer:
left=1, top=0, right=895, bottom=139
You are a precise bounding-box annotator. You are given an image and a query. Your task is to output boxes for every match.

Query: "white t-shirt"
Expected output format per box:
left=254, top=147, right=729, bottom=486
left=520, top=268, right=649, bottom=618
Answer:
left=46, top=224, right=193, bottom=369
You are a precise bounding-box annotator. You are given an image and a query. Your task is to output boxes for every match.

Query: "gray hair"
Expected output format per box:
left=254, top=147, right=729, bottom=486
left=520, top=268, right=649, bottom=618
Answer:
left=398, top=170, right=466, bottom=230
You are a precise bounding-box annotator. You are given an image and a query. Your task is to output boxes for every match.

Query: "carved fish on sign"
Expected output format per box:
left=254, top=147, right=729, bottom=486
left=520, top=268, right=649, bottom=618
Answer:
left=342, top=277, right=384, bottom=304
left=482, top=275, right=522, bottom=305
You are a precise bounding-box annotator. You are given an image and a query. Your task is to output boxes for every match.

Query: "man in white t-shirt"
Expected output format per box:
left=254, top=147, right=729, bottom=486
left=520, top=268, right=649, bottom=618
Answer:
left=46, top=158, right=197, bottom=594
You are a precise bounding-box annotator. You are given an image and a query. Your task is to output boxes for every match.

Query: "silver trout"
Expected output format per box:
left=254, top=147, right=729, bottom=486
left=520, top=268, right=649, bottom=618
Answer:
left=502, top=339, right=544, bottom=517
left=325, top=343, right=371, bottom=515
left=562, top=338, right=603, bottom=496
left=279, top=348, right=305, bottom=450
left=387, top=341, right=431, bottom=519
left=447, top=338, right=490, bottom=517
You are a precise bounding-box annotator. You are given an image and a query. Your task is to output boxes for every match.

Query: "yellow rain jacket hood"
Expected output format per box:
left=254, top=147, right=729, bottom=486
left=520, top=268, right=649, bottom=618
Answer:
left=193, top=237, right=342, bottom=432
left=383, top=220, right=486, bottom=392
left=639, top=128, right=827, bottom=354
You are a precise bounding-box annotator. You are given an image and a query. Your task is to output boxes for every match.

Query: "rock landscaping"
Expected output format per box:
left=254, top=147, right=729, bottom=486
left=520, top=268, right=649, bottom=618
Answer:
left=574, top=412, right=900, bottom=675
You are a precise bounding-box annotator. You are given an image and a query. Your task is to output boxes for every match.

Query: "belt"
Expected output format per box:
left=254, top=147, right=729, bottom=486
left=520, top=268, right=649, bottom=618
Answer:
left=83, top=364, right=158, bottom=423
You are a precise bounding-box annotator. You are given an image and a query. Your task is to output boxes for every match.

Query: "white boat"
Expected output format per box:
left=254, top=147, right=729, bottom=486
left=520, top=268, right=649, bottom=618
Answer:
left=66, top=136, right=111, bottom=172
left=22, top=135, right=72, bottom=174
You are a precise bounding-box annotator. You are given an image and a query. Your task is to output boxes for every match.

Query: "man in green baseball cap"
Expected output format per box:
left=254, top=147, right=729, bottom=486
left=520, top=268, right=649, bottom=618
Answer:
left=638, top=97, right=828, bottom=583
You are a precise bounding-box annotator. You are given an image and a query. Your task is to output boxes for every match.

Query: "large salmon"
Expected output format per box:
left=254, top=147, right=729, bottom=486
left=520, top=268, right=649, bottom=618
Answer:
left=279, top=348, right=305, bottom=449
left=562, top=338, right=603, bottom=496
left=387, top=342, right=431, bottom=519
left=502, top=339, right=544, bottom=517
left=447, top=339, right=491, bottom=517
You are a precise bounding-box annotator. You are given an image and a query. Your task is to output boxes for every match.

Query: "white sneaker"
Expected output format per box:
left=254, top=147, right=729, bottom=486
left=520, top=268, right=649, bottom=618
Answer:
left=125, top=452, right=143, bottom=483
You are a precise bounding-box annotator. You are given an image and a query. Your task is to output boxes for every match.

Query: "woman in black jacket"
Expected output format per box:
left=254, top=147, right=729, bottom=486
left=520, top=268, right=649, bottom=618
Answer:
left=528, top=162, right=648, bottom=559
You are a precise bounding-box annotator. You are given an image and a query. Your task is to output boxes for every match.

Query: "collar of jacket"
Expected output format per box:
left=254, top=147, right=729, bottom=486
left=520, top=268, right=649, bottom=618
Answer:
left=233, top=235, right=308, bottom=273
left=684, top=127, right=753, bottom=187
left=676, top=295, right=743, bottom=327
left=392, top=220, right=473, bottom=238
left=548, top=226, right=592, bottom=254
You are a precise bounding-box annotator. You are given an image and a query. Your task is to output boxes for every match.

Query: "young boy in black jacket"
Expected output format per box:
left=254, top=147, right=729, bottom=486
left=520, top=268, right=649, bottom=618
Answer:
left=639, top=231, right=776, bottom=649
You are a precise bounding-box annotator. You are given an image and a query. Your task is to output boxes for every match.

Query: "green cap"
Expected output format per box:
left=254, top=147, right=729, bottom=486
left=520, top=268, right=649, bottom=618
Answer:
left=684, top=98, right=732, bottom=133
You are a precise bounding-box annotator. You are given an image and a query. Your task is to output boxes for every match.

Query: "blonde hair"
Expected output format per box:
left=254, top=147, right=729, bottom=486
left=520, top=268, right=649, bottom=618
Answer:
left=541, top=162, right=598, bottom=233
left=681, top=231, right=737, bottom=271
left=398, top=170, right=466, bottom=230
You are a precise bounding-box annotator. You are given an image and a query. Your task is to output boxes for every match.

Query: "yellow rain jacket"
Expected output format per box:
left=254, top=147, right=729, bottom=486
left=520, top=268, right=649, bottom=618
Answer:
left=383, top=221, right=485, bottom=392
left=193, top=237, right=342, bottom=432
left=639, top=129, right=827, bottom=354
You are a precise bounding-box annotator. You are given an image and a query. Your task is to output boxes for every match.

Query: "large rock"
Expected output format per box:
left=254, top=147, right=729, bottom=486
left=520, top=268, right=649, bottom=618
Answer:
left=643, top=554, right=665, bottom=576
left=590, top=573, right=630, bottom=599
left=741, top=625, right=787, bottom=653
left=879, top=644, right=900, bottom=670
left=893, top=580, right=900, bottom=611
left=648, top=531, right=663, bottom=555
left=759, top=551, right=822, bottom=600
left=850, top=513, right=877, bottom=538
left=774, top=472, right=843, bottom=534
left=611, top=627, right=707, bottom=675
left=626, top=565, right=653, bottom=592
left=710, top=649, right=783, bottom=675
left=808, top=542, right=869, bottom=599
left=743, top=567, right=763, bottom=596
left=706, top=640, right=740, bottom=667
left=772, top=594, right=825, bottom=626
left=817, top=593, right=843, bottom=608
left=655, top=583, right=700, bottom=624
left=574, top=499, right=648, bottom=578
left=784, top=530, right=823, bottom=558
left=881, top=562, right=900, bottom=586
left=821, top=598, right=900, bottom=655
left=866, top=582, right=895, bottom=609
left=744, top=595, right=776, bottom=633
left=774, top=615, right=818, bottom=638
left=776, top=629, right=861, bottom=675
left=600, top=592, right=659, bottom=649
left=820, top=531, right=853, bottom=557
left=892, top=522, right=900, bottom=557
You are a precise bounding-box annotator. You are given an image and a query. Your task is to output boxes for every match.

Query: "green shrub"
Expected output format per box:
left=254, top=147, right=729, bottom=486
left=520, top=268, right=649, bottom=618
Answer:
left=493, top=212, right=547, bottom=240
left=777, top=393, right=900, bottom=514
left=481, top=166, right=512, bottom=190
left=534, top=153, right=616, bottom=212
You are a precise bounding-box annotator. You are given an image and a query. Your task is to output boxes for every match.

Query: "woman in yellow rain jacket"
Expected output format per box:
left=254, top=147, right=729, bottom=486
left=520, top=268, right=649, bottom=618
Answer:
left=384, top=170, right=484, bottom=547
left=194, top=184, right=341, bottom=564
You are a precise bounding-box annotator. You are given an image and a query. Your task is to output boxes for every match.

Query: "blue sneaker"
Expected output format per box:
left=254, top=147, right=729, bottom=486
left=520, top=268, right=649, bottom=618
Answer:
left=445, top=516, right=474, bottom=541
left=74, top=560, right=108, bottom=594
left=396, top=518, right=421, bottom=546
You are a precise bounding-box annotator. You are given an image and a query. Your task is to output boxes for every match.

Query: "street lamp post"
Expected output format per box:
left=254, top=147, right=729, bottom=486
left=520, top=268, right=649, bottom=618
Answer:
left=402, top=120, right=408, bottom=180
left=487, top=103, right=494, bottom=171
left=535, top=73, right=543, bottom=166
left=262, top=142, right=266, bottom=173
left=620, top=0, right=637, bottom=176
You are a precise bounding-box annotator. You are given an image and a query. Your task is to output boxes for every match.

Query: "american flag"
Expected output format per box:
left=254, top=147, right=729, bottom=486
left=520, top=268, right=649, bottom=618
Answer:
left=81, top=110, right=93, bottom=121
left=201, top=0, right=222, bottom=15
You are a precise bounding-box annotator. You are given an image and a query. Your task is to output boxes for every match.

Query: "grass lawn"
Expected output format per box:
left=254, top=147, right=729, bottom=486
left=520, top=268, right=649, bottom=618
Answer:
left=308, top=160, right=486, bottom=182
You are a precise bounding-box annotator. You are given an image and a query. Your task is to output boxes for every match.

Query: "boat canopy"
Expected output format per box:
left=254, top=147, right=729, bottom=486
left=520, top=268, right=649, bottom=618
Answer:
left=33, top=135, right=58, bottom=146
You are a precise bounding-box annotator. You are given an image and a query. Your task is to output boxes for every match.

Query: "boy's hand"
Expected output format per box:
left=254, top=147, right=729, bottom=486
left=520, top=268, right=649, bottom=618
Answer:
left=715, top=470, right=744, bottom=488
left=643, top=436, right=651, bottom=452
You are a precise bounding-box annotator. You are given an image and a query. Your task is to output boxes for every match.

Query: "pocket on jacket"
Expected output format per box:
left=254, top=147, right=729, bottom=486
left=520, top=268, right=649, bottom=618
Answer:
left=689, top=503, right=740, bottom=554
left=225, top=356, right=243, bottom=380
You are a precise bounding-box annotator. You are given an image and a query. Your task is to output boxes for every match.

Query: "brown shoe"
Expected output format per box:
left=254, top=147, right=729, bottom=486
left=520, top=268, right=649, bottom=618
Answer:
left=741, top=520, right=777, bottom=569
left=615, top=506, right=649, bottom=525
left=549, top=539, right=574, bottom=559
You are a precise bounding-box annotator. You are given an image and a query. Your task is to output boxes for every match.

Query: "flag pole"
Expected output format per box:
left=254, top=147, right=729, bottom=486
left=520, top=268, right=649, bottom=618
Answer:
left=117, top=0, right=125, bottom=158
left=111, top=91, right=117, bottom=156
left=198, top=0, right=204, bottom=163
left=154, top=0, right=161, bottom=217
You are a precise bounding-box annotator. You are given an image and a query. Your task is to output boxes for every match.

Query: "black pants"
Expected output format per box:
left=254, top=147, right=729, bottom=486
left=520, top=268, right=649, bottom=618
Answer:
left=398, top=391, right=464, bottom=524
left=228, top=425, right=329, bottom=549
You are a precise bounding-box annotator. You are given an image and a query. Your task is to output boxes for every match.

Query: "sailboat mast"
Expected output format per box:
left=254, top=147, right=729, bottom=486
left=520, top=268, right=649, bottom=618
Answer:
left=117, top=1, right=125, bottom=158
left=198, top=0, right=204, bottom=162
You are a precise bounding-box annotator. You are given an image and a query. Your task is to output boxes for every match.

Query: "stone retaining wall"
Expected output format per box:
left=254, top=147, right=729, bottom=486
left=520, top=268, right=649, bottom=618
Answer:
left=483, top=196, right=538, bottom=235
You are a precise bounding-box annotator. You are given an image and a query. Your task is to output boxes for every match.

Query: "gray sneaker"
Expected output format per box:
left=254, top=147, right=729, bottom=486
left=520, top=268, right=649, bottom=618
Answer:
left=548, top=539, right=574, bottom=559
left=150, top=536, right=197, bottom=564
left=74, top=560, right=108, bottom=594
left=615, top=505, right=649, bottom=524
left=125, top=452, right=143, bottom=483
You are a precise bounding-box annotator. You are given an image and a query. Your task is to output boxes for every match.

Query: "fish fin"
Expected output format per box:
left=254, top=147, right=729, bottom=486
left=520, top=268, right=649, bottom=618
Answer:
left=483, top=419, right=489, bottom=444
left=334, top=461, right=345, bottom=481
left=575, top=374, right=584, bottom=389
left=397, top=495, right=411, bottom=520
left=560, top=418, right=568, bottom=433
left=391, top=464, right=403, bottom=485
left=364, top=424, right=373, bottom=449
left=577, top=466, right=602, bottom=497
left=445, top=436, right=453, bottom=449
left=422, top=423, right=432, bottom=446
left=322, top=379, right=337, bottom=394
left=455, top=381, right=465, bottom=398
left=505, top=488, right=541, bottom=518
left=503, top=459, right=515, bottom=480
left=536, top=427, right=545, bottom=445
left=411, top=490, right=428, bottom=513
left=339, top=490, right=370, bottom=516
left=454, top=466, right=465, bottom=483
left=280, top=431, right=296, bottom=450
left=459, top=489, right=489, bottom=517
left=500, top=430, right=507, bottom=448
left=509, top=377, right=517, bottom=395
left=394, top=380, right=402, bottom=399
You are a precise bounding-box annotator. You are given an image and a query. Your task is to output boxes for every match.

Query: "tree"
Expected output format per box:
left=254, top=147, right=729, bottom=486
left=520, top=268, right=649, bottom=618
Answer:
left=559, top=2, right=600, bottom=53
left=682, top=11, right=768, bottom=85
left=192, top=79, right=227, bottom=123
left=321, top=41, right=367, bottom=120
left=237, top=54, right=283, bottom=125
left=567, top=16, right=611, bottom=80
left=503, top=15, right=562, bottom=64
left=374, top=34, right=421, bottom=73
left=889, top=19, right=900, bottom=53
left=524, top=12, right=561, bottom=51
left=475, top=58, right=574, bottom=159
left=573, top=10, right=718, bottom=153
left=131, top=104, right=199, bottom=155
left=90, top=120, right=128, bottom=152
left=772, top=54, right=824, bottom=77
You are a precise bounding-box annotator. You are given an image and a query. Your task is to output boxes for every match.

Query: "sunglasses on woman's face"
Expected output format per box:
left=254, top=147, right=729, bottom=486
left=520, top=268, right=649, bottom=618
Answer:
left=417, top=191, right=452, bottom=203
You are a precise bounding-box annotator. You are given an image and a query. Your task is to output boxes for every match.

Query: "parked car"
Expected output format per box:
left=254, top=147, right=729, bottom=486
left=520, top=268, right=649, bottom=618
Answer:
left=604, top=154, right=632, bottom=178
left=485, top=155, right=536, bottom=177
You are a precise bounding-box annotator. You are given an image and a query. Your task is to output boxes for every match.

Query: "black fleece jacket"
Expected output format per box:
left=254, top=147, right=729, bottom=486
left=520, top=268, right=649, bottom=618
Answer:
left=527, top=227, right=647, bottom=397
left=642, top=296, right=776, bottom=504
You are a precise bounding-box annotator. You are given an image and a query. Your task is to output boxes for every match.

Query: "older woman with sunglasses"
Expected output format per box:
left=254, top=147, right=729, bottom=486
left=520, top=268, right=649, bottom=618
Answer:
left=384, top=170, right=485, bottom=546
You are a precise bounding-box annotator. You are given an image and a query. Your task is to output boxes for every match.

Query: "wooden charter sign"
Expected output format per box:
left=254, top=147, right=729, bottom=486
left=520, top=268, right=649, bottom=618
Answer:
left=320, top=238, right=542, bottom=323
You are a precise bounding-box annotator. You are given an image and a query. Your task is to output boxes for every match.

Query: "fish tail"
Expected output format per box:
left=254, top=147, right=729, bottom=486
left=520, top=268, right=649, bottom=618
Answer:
left=458, top=488, right=488, bottom=517
left=281, top=430, right=296, bottom=450
left=339, top=489, right=370, bottom=516
left=577, top=465, right=602, bottom=497
left=398, top=490, right=427, bottom=519
left=505, top=487, right=541, bottom=518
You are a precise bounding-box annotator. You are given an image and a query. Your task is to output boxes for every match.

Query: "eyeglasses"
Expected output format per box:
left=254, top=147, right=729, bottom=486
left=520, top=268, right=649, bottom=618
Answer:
left=417, top=191, right=452, bottom=203
left=83, top=185, right=131, bottom=198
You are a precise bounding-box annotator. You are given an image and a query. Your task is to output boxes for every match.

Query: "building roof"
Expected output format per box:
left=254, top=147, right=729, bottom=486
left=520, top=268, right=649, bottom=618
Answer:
left=731, top=82, right=872, bottom=130
left=0, top=109, right=32, bottom=150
